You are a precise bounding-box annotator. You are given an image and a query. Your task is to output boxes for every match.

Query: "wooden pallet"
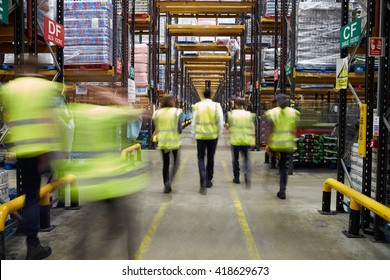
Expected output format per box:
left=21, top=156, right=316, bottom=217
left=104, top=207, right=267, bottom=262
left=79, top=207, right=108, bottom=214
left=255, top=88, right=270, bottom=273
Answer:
left=64, top=64, right=112, bottom=71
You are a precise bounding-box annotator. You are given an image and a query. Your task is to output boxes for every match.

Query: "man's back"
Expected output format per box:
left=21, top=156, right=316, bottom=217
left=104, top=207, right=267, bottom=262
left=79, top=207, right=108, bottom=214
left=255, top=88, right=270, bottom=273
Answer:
left=192, top=99, right=223, bottom=140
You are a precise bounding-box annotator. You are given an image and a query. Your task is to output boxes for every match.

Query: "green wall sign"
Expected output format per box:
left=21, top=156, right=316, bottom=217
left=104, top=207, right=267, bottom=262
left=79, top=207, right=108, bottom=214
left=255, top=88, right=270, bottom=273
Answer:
left=0, top=0, right=9, bottom=24
left=340, top=18, right=361, bottom=49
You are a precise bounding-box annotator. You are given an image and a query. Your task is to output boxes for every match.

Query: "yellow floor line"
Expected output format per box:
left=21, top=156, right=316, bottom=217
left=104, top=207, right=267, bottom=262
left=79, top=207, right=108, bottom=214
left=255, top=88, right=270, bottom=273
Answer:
left=134, top=158, right=188, bottom=260
left=222, top=161, right=261, bottom=260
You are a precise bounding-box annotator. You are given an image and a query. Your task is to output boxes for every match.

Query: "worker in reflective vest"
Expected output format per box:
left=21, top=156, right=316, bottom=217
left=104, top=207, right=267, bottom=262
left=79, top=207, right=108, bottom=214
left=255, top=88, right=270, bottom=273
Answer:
left=152, top=94, right=183, bottom=193
left=65, top=89, right=150, bottom=258
left=68, top=101, right=149, bottom=202
left=191, top=88, right=224, bottom=195
left=265, top=94, right=300, bottom=200
left=227, top=97, right=256, bottom=188
left=1, top=59, right=63, bottom=260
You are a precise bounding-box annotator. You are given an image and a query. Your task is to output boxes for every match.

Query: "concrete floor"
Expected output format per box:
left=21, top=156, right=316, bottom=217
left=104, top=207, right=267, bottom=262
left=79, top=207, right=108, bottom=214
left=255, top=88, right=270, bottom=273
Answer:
left=3, top=129, right=390, bottom=260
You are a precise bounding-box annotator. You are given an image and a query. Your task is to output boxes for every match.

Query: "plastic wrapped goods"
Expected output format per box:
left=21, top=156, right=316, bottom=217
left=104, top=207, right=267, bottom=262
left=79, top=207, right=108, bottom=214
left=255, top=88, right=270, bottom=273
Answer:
left=296, top=2, right=343, bottom=69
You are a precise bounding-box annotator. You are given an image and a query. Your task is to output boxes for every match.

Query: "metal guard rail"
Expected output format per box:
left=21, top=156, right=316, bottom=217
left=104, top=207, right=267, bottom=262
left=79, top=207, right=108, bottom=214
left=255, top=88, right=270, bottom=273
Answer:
left=121, top=143, right=142, bottom=163
left=321, top=178, right=390, bottom=237
left=0, top=174, right=78, bottom=260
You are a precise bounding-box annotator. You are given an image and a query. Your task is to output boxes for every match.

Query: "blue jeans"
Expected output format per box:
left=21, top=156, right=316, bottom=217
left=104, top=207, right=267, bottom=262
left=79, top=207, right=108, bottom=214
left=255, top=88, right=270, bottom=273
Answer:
left=231, top=145, right=250, bottom=181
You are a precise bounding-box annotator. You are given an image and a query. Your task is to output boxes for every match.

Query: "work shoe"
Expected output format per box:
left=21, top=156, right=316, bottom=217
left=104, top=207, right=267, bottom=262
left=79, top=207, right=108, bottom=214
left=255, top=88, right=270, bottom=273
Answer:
left=199, top=187, right=207, bottom=195
left=277, top=192, right=286, bottom=200
left=26, top=244, right=52, bottom=260
left=164, top=185, right=172, bottom=194
left=232, top=178, right=240, bottom=184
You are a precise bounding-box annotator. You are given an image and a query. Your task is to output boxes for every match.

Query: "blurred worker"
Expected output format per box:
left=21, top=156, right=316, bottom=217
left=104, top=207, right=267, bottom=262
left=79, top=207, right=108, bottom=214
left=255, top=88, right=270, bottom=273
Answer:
left=0, top=57, right=63, bottom=259
left=191, top=88, right=224, bottom=195
left=265, top=94, right=300, bottom=200
left=227, top=97, right=256, bottom=188
left=68, top=87, right=149, bottom=202
left=67, top=87, right=149, bottom=259
left=152, top=94, right=183, bottom=193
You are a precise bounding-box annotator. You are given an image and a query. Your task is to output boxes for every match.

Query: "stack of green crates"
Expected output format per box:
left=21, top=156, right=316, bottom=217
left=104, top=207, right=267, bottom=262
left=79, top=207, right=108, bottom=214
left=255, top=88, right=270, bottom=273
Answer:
left=295, top=134, right=316, bottom=165
left=318, top=135, right=338, bottom=166
left=295, top=134, right=338, bottom=167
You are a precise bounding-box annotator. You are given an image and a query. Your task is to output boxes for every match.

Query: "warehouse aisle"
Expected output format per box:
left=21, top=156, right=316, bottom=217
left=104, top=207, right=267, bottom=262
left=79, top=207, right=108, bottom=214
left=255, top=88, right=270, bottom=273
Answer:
left=4, top=129, right=390, bottom=260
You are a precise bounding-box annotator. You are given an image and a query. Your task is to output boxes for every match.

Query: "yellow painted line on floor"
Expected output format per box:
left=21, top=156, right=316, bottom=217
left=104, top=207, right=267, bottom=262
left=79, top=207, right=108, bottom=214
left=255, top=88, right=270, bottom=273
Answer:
left=222, top=161, right=261, bottom=260
left=134, top=158, right=188, bottom=260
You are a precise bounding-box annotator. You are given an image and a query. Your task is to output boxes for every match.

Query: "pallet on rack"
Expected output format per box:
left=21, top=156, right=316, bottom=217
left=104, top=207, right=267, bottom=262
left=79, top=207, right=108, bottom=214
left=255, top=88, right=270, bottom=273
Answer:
left=64, top=64, right=112, bottom=71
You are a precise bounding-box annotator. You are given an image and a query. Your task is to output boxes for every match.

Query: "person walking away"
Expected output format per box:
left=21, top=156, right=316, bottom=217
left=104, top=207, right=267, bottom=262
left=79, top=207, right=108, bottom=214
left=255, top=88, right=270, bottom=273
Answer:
left=265, top=94, right=300, bottom=199
left=191, top=88, right=224, bottom=195
left=227, top=97, right=256, bottom=188
left=152, top=95, right=183, bottom=193
left=0, top=58, right=63, bottom=259
left=67, top=87, right=149, bottom=259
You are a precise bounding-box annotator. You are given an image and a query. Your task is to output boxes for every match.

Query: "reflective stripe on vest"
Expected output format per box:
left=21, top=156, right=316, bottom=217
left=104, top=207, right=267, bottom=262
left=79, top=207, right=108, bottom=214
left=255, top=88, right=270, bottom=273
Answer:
left=73, top=155, right=149, bottom=202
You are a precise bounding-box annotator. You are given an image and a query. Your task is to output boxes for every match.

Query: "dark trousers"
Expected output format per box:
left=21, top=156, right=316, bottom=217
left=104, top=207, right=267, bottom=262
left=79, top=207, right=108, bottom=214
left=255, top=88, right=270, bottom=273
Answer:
left=160, top=149, right=180, bottom=187
left=278, top=152, right=290, bottom=194
left=231, top=145, right=250, bottom=181
left=196, top=138, right=218, bottom=186
left=17, top=153, right=52, bottom=246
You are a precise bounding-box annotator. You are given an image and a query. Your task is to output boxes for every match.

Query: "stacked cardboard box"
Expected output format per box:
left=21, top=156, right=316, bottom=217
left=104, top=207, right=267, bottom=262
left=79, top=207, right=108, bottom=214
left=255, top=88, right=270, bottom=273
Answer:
left=133, top=44, right=149, bottom=92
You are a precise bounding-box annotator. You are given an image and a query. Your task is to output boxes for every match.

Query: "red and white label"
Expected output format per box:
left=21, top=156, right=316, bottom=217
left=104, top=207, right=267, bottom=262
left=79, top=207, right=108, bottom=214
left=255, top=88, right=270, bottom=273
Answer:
left=44, top=16, right=64, bottom=47
left=368, top=37, right=384, bottom=57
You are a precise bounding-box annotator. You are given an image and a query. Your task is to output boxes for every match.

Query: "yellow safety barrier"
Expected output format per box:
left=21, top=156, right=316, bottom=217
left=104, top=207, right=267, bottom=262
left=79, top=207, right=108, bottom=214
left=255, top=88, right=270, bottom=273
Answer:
left=0, top=174, right=78, bottom=259
left=321, top=178, right=390, bottom=237
left=121, top=143, right=142, bottom=163
left=0, top=174, right=78, bottom=232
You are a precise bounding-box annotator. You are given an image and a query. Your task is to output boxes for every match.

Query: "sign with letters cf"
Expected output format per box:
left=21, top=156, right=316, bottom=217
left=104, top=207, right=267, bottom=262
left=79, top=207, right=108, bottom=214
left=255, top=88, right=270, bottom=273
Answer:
left=340, top=18, right=361, bottom=49
left=44, top=16, right=64, bottom=47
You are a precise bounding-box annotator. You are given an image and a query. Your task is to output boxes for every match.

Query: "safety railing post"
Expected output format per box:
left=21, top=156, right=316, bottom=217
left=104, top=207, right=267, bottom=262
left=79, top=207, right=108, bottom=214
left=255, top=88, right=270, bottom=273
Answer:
left=346, top=199, right=362, bottom=237
left=137, top=149, right=142, bottom=162
left=130, top=151, right=135, bottom=165
left=321, top=190, right=331, bottom=213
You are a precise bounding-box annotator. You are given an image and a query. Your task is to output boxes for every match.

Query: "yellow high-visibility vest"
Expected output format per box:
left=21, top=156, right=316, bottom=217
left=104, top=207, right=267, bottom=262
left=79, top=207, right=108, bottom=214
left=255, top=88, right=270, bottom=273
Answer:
left=228, top=109, right=256, bottom=146
left=153, top=107, right=182, bottom=150
left=1, top=77, right=61, bottom=157
left=194, top=101, right=220, bottom=140
left=265, top=107, right=300, bottom=152
left=68, top=103, right=148, bottom=202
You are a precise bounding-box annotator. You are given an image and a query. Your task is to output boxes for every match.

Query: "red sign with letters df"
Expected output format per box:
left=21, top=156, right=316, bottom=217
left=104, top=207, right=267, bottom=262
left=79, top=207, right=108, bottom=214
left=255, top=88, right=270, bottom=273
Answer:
left=368, top=37, right=384, bottom=57
left=44, top=16, right=64, bottom=47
